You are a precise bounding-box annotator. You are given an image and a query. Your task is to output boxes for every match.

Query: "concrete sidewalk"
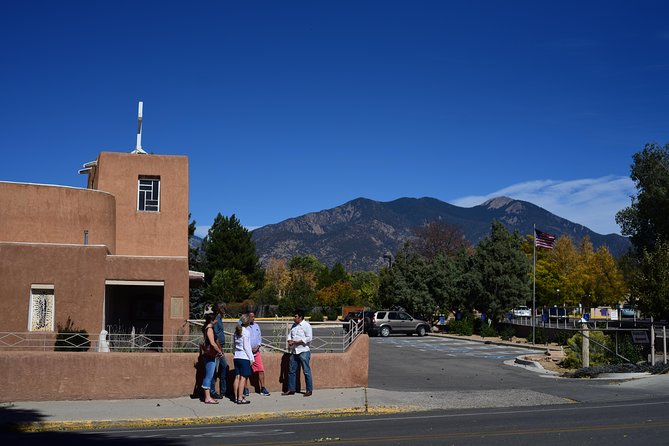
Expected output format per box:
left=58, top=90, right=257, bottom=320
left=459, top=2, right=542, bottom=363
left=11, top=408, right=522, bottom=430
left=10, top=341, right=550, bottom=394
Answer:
left=1, top=385, right=575, bottom=433
left=0, top=388, right=372, bottom=432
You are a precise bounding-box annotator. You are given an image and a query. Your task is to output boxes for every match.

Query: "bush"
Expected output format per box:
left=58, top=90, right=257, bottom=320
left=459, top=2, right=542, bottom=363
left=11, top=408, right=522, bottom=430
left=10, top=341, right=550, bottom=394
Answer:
left=555, top=329, right=571, bottom=346
left=562, top=331, right=612, bottom=368
left=309, top=309, right=324, bottom=322
left=610, top=334, right=645, bottom=364
left=325, top=307, right=340, bottom=321
left=479, top=322, right=497, bottom=338
left=500, top=325, right=516, bottom=341
left=55, top=317, right=90, bottom=352
left=448, top=319, right=473, bottom=336
left=528, top=327, right=548, bottom=344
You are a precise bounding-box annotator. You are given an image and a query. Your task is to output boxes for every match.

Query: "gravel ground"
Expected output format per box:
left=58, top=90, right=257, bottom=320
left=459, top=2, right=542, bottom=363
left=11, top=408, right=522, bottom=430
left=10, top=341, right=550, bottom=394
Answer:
left=565, top=362, right=669, bottom=378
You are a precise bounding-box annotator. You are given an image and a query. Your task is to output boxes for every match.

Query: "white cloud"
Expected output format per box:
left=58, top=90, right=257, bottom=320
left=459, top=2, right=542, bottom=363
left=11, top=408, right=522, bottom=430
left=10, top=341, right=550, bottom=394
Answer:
left=451, top=176, right=635, bottom=235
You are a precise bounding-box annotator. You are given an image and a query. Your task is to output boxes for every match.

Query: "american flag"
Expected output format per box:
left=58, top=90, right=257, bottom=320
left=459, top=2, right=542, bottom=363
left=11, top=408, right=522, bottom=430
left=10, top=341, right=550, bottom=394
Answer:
left=535, top=229, right=556, bottom=249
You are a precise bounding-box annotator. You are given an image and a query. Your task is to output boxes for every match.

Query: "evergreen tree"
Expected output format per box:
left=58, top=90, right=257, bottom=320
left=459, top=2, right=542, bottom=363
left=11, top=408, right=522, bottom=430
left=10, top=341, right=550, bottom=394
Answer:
left=470, top=221, right=531, bottom=321
left=200, top=213, right=263, bottom=303
left=378, top=247, right=435, bottom=319
left=428, top=251, right=471, bottom=315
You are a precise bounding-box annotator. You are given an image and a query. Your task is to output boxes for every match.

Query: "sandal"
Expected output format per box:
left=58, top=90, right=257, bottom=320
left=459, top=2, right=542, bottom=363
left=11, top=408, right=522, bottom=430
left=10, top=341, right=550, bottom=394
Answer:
left=236, top=398, right=250, bottom=404
left=204, top=400, right=219, bottom=404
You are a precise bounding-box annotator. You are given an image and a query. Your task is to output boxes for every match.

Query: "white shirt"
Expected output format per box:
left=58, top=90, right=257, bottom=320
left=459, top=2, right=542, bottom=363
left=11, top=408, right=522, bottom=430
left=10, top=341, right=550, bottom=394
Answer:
left=288, top=319, right=312, bottom=354
left=234, top=326, right=254, bottom=362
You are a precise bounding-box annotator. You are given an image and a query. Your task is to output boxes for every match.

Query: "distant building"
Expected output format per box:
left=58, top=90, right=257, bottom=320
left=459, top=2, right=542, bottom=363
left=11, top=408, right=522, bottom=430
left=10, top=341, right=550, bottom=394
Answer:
left=0, top=150, right=194, bottom=338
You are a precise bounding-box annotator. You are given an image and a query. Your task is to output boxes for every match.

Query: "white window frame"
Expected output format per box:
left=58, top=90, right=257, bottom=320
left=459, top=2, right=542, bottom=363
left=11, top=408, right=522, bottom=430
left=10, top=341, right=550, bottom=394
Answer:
left=28, top=284, right=55, bottom=332
left=137, top=176, right=160, bottom=212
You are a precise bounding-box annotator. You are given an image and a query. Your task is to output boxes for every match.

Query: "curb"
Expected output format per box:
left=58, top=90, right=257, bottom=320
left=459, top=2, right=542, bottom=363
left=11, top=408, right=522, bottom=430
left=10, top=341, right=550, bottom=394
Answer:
left=513, top=356, right=544, bottom=368
left=2, top=405, right=413, bottom=433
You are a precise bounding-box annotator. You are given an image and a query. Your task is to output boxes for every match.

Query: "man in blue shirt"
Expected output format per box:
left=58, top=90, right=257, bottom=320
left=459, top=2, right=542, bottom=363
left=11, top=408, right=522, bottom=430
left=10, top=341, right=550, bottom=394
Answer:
left=210, top=302, right=228, bottom=399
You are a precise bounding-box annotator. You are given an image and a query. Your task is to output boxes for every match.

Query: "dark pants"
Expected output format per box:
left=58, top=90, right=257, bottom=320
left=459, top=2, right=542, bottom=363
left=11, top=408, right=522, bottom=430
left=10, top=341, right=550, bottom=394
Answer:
left=210, top=354, right=228, bottom=395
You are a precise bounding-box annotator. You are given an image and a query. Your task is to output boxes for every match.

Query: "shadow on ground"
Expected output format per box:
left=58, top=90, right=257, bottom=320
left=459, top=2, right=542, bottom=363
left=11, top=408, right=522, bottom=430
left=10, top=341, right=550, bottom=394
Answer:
left=0, top=406, right=184, bottom=445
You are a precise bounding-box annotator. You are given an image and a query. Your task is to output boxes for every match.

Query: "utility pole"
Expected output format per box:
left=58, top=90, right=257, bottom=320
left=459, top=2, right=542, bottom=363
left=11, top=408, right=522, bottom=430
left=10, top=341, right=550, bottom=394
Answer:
left=582, top=320, right=590, bottom=368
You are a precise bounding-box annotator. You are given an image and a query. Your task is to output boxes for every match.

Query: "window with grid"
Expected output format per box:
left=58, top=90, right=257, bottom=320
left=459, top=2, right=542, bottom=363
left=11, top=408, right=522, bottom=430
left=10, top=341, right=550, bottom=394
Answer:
left=29, top=286, right=55, bottom=332
left=138, top=176, right=160, bottom=212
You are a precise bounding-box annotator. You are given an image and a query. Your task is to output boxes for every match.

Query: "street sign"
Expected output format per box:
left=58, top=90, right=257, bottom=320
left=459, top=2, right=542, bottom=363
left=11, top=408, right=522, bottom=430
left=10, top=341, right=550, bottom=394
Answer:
left=631, top=330, right=649, bottom=344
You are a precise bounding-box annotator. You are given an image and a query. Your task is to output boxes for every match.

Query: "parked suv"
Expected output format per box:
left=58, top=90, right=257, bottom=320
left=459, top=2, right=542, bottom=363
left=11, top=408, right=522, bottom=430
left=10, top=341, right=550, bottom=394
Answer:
left=512, top=306, right=531, bottom=317
left=369, top=310, right=430, bottom=337
left=342, top=310, right=376, bottom=333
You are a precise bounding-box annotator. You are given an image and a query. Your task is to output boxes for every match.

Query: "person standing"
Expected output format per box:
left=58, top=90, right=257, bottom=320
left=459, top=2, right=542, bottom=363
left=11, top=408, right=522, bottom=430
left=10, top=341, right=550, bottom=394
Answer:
left=201, top=313, right=223, bottom=404
left=210, top=302, right=228, bottom=399
left=233, top=314, right=254, bottom=404
left=245, top=311, right=271, bottom=396
left=282, top=309, right=313, bottom=397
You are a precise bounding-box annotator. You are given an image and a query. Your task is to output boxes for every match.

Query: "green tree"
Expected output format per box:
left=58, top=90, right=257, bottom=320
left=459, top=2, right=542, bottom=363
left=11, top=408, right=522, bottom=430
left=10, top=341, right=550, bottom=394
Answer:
left=630, top=241, right=669, bottom=320
left=469, top=221, right=531, bottom=321
left=615, top=142, right=669, bottom=319
left=279, top=273, right=317, bottom=316
left=378, top=247, right=435, bottom=319
left=289, top=255, right=327, bottom=277
left=204, top=268, right=255, bottom=303
left=200, top=213, right=263, bottom=304
left=616, top=143, right=669, bottom=254
left=318, top=262, right=348, bottom=289
left=350, top=271, right=379, bottom=307
left=188, top=213, right=205, bottom=318
left=428, top=251, right=470, bottom=315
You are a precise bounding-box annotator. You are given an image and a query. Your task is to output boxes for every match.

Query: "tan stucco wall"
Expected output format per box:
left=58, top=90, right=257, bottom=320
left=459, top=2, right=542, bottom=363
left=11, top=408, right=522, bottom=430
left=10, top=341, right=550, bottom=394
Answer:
left=0, top=182, right=116, bottom=252
left=105, top=256, right=189, bottom=336
left=0, top=245, right=189, bottom=335
left=91, top=152, right=188, bottom=257
left=0, top=336, right=369, bottom=402
left=0, top=243, right=109, bottom=333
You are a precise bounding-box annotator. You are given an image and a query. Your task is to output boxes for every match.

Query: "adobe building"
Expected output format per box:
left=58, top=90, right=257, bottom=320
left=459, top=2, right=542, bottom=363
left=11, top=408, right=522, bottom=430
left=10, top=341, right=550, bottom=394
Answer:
left=0, top=150, right=192, bottom=341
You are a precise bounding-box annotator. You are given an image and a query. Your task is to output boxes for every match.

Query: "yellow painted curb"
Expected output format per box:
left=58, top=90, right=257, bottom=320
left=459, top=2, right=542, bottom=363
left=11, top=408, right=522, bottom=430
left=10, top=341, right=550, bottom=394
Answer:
left=4, top=405, right=414, bottom=433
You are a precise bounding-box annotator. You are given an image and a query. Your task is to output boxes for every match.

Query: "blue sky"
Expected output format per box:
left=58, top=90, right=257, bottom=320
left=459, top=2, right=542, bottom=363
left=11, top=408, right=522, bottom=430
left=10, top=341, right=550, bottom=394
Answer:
left=2, top=1, right=668, bottom=238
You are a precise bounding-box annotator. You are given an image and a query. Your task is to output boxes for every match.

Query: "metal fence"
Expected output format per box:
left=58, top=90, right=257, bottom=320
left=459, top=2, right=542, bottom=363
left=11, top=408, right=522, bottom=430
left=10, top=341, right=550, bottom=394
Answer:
left=0, top=318, right=364, bottom=353
left=506, top=318, right=668, bottom=365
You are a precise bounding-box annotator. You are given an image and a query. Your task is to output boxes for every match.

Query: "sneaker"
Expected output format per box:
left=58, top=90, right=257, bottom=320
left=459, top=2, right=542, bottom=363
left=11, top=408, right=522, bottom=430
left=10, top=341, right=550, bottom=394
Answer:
left=260, top=387, right=271, bottom=396
left=210, top=392, right=222, bottom=399
left=243, top=388, right=250, bottom=397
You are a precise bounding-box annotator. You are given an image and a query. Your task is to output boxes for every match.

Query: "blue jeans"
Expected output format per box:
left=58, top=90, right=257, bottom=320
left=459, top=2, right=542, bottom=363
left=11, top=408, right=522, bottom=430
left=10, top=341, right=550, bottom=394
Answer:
left=210, top=355, right=228, bottom=395
left=201, top=356, right=216, bottom=390
left=288, top=351, right=312, bottom=392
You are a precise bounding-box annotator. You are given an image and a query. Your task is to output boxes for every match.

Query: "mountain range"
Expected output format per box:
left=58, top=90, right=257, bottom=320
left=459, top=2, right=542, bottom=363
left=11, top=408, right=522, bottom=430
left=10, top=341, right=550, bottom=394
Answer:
left=248, top=196, right=631, bottom=271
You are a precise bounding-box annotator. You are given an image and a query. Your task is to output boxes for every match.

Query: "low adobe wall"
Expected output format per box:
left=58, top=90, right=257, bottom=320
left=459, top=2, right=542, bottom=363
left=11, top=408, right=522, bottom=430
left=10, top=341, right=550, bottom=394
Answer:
left=0, top=335, right=368, bottom=402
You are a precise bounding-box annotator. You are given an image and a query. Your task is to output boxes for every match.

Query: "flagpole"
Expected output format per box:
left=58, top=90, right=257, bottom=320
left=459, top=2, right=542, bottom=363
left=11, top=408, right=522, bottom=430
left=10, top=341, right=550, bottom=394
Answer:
left=532, top=224, right=536, bottom=345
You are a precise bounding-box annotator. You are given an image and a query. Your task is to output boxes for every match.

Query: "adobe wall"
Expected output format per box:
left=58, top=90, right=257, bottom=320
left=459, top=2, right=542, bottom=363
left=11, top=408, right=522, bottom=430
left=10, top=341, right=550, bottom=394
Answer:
left=0, top=244, right=109, bottom=333
left=92, top=152, right=188, bottom=258
left=0, top=245, right=189, bottom=336
left=0, top=182, right=116, bottom=252
left=0, top=336, right=369, bottom=402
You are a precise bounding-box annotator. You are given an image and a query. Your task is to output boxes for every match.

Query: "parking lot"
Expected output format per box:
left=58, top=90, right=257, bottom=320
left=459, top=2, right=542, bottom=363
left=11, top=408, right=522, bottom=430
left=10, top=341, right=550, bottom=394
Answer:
left=371, top=334, right=543, bottom=359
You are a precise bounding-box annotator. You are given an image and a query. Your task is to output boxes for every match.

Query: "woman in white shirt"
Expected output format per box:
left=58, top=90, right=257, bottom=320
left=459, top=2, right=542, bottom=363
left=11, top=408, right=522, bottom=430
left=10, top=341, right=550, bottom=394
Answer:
left=233, top=314, right=255, bottom=404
